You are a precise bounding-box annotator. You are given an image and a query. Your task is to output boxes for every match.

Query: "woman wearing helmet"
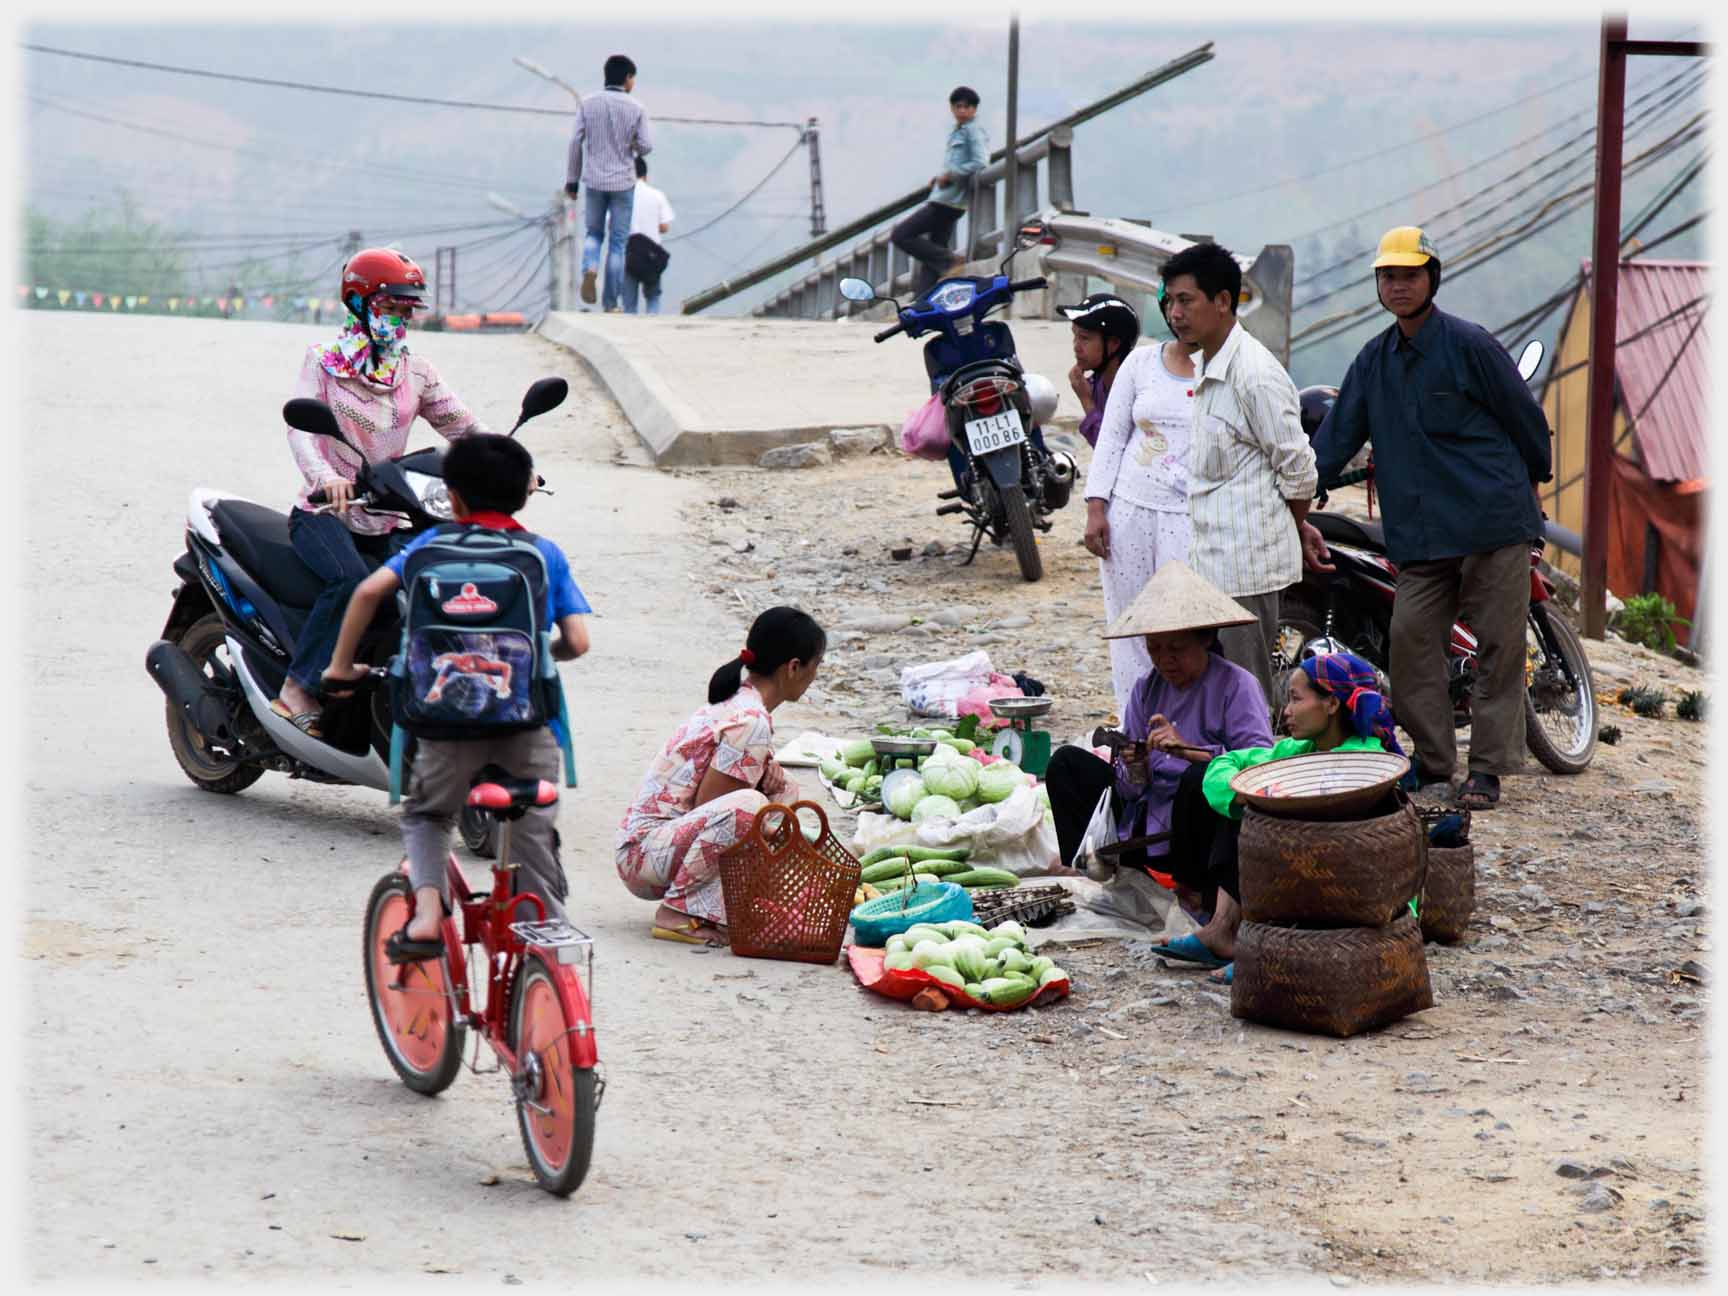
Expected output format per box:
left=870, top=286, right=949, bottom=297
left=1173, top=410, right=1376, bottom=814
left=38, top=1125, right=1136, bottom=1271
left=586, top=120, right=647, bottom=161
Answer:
left=272, top=247, right=489, bottom=736
left=1060, top=292, right=1139, bottom=448
left=1080, top=284, right=1204, bottom=713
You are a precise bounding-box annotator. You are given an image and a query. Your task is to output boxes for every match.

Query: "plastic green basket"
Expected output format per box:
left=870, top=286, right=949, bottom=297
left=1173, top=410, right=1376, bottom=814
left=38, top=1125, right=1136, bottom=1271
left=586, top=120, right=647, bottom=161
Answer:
left=849, top=882, right=974, bottom=947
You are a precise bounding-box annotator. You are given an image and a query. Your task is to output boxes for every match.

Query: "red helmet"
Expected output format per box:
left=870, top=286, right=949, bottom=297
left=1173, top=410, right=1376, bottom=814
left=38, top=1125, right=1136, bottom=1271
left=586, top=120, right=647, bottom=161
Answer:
left=339, top=248, right=429, bottom=315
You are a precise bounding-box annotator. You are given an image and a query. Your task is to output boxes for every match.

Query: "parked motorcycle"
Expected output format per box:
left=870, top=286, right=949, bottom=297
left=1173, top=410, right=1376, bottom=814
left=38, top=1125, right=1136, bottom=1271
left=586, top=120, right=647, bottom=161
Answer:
left=1281, top=340, right=1599, bottom=775
left=144, top=377, right=568, bottom=805
left=840, top=228, right=1075, bottom=582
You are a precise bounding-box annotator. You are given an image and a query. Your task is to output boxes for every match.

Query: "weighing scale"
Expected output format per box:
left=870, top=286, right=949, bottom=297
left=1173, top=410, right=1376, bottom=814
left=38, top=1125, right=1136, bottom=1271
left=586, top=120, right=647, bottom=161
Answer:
left=988, top=696, right=1055, bottom=775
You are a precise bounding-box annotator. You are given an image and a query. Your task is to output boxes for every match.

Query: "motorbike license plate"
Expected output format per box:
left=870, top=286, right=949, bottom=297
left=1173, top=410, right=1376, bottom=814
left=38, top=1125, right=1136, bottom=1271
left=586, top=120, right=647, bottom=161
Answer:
left=964, top=408, right=1027, bottom=455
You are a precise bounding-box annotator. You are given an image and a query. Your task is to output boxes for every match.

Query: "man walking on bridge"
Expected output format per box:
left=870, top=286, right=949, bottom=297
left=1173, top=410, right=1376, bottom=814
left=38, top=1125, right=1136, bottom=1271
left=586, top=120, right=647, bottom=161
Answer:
left=565, top=54, right=653, bottom=311
left=891, top=86, right=988, bottom=297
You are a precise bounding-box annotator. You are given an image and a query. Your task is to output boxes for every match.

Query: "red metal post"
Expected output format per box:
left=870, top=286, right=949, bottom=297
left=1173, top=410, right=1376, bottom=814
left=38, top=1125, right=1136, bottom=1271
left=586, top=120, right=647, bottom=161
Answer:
left=1580, top=15, right=1629, bottom=641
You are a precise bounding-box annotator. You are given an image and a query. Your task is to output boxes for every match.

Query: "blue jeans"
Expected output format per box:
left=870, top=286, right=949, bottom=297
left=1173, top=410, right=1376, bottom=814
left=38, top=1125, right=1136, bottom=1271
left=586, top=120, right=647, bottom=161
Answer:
left=621, top=272, right=662, bottom=315
left=583, top=187, right=635, bottom=309
left=285, top=509, right=393, bottom=694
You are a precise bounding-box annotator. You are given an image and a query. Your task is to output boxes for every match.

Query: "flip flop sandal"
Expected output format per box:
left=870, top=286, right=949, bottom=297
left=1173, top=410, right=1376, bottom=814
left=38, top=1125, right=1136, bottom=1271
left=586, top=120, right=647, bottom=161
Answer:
left=1454, top=775, right=1501, bottom=811
left=1209, top=962, right=1234, bottom=986
left=385, top=927, right=445, bottom=964
left=1148, top=933, right=1230, bottom=969
left=651, top=917, right=727, bottom=947
left=269, top=698, right=323, bottom=739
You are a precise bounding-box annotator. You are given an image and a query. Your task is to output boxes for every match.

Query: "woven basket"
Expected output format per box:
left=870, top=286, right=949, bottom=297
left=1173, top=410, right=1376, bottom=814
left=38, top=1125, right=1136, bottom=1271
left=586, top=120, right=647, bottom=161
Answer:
left=718, top=800, right=862, bottom=964
left=1231, top=914, right=1434, bottom=1038
left=1237, top=801, right=1424, bottom=928
left=1420, top=842, right=1475, bottom=944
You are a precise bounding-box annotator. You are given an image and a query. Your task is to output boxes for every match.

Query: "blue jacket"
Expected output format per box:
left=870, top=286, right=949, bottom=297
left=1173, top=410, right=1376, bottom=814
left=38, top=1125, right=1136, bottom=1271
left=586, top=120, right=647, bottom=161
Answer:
left=1312, top=307, right=1553, bottom=564
left=929, top=121, right=990, bottom=208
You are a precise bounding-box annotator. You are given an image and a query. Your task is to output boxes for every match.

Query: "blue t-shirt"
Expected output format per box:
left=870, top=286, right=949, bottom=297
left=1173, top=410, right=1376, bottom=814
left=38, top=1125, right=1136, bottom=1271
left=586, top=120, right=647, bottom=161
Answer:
left=385, top=524, right=592, bottom=624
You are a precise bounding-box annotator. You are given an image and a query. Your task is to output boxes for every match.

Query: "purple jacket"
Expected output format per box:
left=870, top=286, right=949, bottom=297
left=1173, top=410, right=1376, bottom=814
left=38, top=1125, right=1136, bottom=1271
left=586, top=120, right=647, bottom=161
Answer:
left=1077, top=371, right=1109, bottom=447
left=1115, top=653, right=1273, bottom=855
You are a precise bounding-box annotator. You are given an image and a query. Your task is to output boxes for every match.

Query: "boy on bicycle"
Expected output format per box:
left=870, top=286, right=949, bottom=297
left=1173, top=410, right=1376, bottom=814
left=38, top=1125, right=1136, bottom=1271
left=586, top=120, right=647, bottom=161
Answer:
left=323, top=434, right=592, bottom=962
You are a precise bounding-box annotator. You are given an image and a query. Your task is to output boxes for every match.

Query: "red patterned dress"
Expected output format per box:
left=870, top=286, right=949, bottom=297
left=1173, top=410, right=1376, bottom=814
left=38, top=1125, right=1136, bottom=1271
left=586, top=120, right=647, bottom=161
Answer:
left=615, top=682, right=794, bottom=924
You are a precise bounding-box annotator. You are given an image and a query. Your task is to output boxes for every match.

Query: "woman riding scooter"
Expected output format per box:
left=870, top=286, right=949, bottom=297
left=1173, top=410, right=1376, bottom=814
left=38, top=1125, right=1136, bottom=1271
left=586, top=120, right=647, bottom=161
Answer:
left=272, top=248, right=488, bottom=737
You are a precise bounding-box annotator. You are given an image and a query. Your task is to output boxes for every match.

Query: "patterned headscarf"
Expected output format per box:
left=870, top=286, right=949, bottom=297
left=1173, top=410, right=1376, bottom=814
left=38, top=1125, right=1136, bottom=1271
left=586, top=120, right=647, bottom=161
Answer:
left=1299, top=652, right=1405, bottom=757
left=315, top=298, right=410, bottom=386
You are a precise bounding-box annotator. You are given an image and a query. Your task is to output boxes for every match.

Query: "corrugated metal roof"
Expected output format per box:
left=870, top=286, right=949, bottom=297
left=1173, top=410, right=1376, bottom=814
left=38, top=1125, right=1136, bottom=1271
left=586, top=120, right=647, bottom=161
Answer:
left=1585, top=258, right=1710, bottom=483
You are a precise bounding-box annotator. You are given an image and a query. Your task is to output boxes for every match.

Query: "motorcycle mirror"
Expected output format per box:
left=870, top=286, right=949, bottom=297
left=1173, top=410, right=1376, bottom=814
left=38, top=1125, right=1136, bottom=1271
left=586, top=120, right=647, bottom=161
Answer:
left=510, top=377, right=569, bottom=435
left=283, top=397, right=363, bottom=457
left=1515, top=339, right=1545, bottom=384
left=838, top=278, right=876, bottom=303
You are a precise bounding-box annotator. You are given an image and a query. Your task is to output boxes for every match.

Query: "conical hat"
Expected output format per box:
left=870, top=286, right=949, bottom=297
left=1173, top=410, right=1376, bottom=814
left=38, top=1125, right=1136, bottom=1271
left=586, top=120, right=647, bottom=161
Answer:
left=1101, top=560, right=1257, bottom=640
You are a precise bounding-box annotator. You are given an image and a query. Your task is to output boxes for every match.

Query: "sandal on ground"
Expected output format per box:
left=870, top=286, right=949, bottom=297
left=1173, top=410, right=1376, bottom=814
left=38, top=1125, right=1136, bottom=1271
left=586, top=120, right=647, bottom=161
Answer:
left=385, top=927, right=445, bottom=964
left=651, top=917, right=728, bottom=947
left=1148, top=933, right=1229, bottom=969
left=269, top=698, right=323, bottom=739
left=1454, top=773, right=1501, bottom=811
left=1209, top=962, right=1234, bottom=986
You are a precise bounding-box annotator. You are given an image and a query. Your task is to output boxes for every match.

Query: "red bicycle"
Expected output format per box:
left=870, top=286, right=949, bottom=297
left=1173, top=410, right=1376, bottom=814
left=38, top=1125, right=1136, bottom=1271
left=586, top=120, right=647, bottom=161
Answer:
left=363, top=767, right=603, bottom=1196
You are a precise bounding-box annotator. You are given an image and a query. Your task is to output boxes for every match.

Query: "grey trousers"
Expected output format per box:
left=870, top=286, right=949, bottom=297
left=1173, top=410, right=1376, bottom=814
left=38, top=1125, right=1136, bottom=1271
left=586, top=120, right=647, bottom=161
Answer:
left=402, top=728, right=567, bottom=920
left=1217, top=589, right=1281, bottom=713
left=1389, top=542, right=1531, bottom=779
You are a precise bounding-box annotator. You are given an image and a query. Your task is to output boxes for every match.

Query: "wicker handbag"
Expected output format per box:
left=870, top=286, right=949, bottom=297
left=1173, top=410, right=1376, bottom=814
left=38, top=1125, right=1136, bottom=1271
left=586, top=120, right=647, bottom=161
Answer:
left=1231, top=914, right=1434, bottom=1038
left=718, top=800, right=863, bottom=964
left=1237, top=799, right=1424, bottom=928
left=1420, top=842, right=1476, bottom=944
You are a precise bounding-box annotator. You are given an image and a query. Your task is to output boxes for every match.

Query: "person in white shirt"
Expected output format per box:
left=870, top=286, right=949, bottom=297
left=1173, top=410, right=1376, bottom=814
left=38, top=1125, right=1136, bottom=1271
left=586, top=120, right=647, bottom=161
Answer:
left=1161, top=241, right=1318, bottom=708
left=623, top=156, right=675, bottom=316
left=1082, top=288, right=1204, bottom=714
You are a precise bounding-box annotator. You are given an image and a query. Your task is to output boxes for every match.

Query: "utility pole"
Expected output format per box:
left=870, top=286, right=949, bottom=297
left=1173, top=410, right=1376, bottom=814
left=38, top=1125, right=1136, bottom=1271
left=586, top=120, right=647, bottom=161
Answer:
left=806, top=118, right=826, bottom=237
left=433, top=246, right=456, bottom=313
left=1003, top=12, right=1021, bottom=265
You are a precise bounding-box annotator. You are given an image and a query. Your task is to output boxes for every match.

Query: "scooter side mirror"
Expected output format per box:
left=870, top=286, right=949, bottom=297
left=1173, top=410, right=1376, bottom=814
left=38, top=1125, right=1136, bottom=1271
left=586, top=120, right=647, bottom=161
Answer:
left=512, top=377, right=568, bottom=434
left=1515, top=339, right=1545, bottom=383
left=283, top=397, right=363, bottom=458
left=838, top=278, right=876, bottom=303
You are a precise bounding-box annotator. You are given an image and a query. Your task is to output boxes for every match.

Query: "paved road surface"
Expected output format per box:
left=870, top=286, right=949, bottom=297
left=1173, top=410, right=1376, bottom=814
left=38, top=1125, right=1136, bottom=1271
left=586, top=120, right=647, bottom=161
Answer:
left=23, top=312, right=1312, bottom=1284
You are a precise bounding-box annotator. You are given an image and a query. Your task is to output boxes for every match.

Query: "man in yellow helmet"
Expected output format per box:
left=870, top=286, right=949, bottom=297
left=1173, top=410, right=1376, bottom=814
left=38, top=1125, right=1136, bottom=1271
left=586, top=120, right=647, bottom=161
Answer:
left=1304, top=226, right=1553, bottom=811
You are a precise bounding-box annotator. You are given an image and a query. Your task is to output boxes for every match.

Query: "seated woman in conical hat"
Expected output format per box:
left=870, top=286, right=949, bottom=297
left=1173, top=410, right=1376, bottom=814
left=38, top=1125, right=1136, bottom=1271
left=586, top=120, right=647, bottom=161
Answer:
left=1045, top=560, right=1273, bottom=901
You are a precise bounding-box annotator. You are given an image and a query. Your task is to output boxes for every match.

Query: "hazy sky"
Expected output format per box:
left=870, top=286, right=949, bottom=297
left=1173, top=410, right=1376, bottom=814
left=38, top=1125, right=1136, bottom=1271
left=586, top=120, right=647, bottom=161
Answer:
left=11, top=0, right=1714, bottom=382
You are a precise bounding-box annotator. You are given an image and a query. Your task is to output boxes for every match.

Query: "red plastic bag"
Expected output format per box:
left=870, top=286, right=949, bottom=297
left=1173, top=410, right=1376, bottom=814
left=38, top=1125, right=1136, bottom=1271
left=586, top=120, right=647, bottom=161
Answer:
left=899, top=394, right=951, bottom=460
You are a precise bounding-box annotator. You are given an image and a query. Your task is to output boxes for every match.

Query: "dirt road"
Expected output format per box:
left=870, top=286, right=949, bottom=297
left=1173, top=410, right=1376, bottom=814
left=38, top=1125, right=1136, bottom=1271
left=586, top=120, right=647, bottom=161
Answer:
left=23, top=313, right=1705, bottom=1286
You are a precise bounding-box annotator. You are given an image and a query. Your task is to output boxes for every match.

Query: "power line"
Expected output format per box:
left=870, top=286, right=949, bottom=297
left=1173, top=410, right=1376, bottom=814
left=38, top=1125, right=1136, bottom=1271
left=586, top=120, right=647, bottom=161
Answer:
left=665, top=137, right=807, bottom=243
left=1629, top=209, right=1708, bottom=259
left=21, top=44, right=807, bottom=129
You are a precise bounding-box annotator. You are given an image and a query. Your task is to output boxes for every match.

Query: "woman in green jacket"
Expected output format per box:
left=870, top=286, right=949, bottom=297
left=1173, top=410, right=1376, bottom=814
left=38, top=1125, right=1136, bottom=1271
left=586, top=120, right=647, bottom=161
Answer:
left=1150, top=652, right=1406, bottom=978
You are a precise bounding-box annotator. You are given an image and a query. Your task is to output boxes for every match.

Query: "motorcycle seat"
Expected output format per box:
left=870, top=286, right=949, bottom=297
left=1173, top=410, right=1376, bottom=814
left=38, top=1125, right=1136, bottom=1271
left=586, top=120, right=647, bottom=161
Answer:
left=208, top=500, right=342, bottom=609
left=1310, top=510, right=1386, bottom=552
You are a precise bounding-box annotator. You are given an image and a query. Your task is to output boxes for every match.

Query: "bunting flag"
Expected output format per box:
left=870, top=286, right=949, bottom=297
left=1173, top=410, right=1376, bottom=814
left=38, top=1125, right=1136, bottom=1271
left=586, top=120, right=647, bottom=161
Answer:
left=74, top=291, right=88, bottom=306
left=124, top=295, right=138, bottom=309
left=168, top=297, right=180, bottom=311
left=216, top=298, right=229, bottom=312
left=15, top=285, right=28, bottom=298
left=201, top=296, right=214, bottom=307
left=57, top=290, right=70, bottom=306
left=92, top=293, right=105, bottom=308
left=35, top=287, right=48, bottom=300
left=109, top=295, right=122, bottom=310
left=261, top=295, right=274, bottom=309
left=139, top=296, right=150, bottom=307
left=292, top=297, right=306, bottom=309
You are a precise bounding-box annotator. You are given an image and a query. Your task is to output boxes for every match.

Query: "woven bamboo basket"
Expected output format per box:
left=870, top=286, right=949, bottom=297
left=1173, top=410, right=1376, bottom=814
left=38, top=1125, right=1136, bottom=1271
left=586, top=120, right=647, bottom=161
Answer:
left=1420, top=842, right=1475, bottom=944
left=717, top=801, right=862, bottom=964
left=1231, top=914, right=1433, bottom=1038
left=1237, top=800, right=1424, bottom=928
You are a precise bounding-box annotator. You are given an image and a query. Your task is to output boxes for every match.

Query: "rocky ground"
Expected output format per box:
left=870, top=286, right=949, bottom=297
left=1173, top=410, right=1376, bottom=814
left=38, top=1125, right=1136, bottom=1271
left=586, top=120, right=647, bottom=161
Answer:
left=668, top=429, right=1710, bottom=1286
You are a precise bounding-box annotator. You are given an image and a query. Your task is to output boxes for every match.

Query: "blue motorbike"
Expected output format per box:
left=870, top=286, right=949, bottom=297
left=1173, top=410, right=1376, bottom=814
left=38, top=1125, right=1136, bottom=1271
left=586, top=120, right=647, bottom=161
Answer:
left=842, top=239, right=1074, bottom=582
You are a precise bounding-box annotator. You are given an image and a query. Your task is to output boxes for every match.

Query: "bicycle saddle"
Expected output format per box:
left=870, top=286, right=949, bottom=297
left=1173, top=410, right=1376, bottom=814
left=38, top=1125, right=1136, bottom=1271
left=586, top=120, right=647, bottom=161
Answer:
left=466, top=764, right=559, bottom=819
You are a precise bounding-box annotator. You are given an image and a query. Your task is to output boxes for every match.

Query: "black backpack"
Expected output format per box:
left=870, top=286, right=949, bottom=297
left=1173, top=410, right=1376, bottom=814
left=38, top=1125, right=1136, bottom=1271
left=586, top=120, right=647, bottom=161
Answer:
left=625, top=232, right=670, bottom=287
left=389, top=526, right=560, bottom=741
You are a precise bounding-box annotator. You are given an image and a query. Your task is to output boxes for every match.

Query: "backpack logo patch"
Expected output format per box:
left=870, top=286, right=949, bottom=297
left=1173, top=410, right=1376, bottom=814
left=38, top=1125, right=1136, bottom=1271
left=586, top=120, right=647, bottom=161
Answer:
left=424, top=651, right=513, bottom=702
left=441, top=582, right=499, bottom=616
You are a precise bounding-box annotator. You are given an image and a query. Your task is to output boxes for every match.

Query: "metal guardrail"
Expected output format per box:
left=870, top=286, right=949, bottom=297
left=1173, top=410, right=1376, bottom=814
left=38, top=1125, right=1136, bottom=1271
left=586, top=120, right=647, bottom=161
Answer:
left=754, top=131, right=1075, bottom=320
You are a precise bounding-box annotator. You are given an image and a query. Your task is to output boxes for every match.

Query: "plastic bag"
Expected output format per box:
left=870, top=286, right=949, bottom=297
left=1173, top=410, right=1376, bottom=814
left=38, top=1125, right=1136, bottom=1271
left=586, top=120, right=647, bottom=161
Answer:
left=898, top=393, right=951, bottom=460
left=852, top=784, right=1061, bottom=877
left=900, top=650, right=1022, bottom=720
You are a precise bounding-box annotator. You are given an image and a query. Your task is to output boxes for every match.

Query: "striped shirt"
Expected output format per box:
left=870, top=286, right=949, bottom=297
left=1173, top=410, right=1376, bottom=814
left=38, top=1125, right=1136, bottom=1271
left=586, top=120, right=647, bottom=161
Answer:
left=566, top=88, right=653, bottom=192
left=1186, top=321, right=1318, bottom=597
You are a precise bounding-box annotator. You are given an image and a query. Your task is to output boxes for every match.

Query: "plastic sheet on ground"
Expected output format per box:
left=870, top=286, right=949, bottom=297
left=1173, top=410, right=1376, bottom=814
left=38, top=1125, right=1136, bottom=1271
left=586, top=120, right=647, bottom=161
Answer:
left=851, top=783, right=1059, bottom=877
left=1018, top=873, right=1199, bottom=947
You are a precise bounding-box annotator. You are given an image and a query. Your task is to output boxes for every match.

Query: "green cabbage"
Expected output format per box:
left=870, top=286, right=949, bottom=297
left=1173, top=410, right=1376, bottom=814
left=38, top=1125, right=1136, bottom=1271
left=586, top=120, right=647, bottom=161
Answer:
left=976, top=762, right=1024, bottom=804
left=911, top=794, right=962, bottom=823
left=881, top=770, right=927, bottom=819
left=922, top=760, right=978, bottom=801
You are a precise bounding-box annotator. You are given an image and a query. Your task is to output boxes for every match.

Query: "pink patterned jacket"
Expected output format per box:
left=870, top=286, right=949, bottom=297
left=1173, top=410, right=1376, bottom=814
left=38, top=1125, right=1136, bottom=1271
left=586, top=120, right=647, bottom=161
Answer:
left=285, top=347, right=488, bottom=535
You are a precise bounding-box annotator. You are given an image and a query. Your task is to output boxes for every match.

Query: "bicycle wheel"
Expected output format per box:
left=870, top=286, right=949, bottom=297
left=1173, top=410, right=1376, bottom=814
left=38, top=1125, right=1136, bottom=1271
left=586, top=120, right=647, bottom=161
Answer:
left=510, top=952, right=596, bottom=1197
left=363, top=873, right=464, bottom=1096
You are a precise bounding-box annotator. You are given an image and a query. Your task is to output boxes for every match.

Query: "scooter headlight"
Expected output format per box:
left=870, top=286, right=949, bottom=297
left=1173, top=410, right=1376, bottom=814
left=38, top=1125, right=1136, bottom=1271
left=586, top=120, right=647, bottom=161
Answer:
left=419, top=478, right=454, bottom=520
left=928, top=280, right=977, bottom=313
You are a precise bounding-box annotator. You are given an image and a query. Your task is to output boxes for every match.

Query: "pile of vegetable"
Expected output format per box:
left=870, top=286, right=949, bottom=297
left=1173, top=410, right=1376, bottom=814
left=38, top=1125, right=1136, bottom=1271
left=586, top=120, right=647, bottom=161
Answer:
left=876, top=919, right=1069, bottom=1010
left=856, top=845, right=1018, bottom=891
left=818, top=716, right=997, bottom=813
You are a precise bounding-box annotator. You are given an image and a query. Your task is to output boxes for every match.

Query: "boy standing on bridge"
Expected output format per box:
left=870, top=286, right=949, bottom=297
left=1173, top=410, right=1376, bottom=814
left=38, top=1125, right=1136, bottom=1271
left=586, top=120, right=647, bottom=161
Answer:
left=892, top=86, right=989, bottom=296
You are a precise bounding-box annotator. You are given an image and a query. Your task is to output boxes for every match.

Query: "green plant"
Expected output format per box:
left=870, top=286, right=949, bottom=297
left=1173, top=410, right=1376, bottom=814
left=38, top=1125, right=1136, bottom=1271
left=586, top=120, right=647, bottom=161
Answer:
left=1599, top=725, right=1622, bottom=745
left=1625, top=686, right=1668, bottom=719
left=1613, top=592, right=1691, bottom=653
left=1677, top=690, right=1706, bottom=722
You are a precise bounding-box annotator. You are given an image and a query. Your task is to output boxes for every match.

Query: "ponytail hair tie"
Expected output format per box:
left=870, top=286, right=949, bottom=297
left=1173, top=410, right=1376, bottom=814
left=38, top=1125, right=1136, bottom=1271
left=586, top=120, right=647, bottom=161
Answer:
left=739, top=647, right=756, bottom=667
